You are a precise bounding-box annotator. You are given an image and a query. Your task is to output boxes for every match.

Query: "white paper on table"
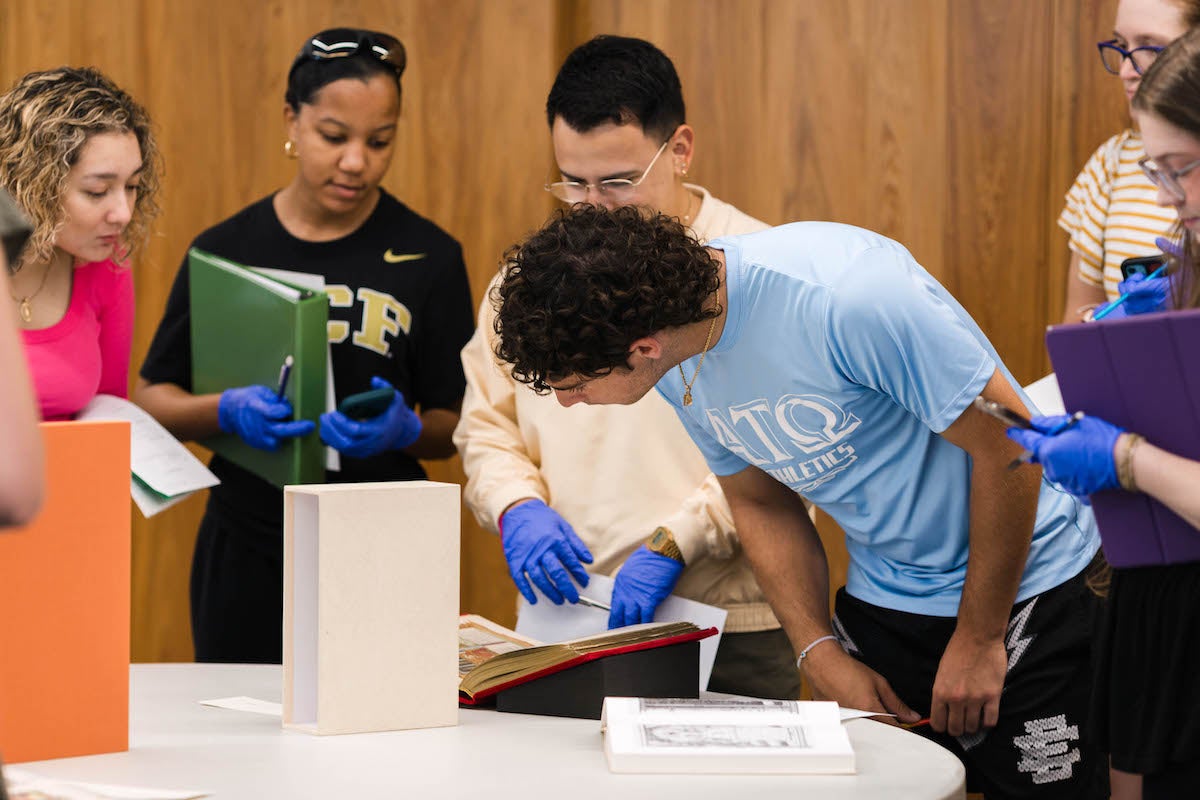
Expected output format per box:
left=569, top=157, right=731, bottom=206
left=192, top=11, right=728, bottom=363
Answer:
left=198, top=695, right=282, bottom=716
left=838, top=707, right=896, bottom=722
left=252, top=267, right=340, bottom=472
left=3, top=767, right=209, bottom=800
left=1023, top=373, right=1066, bottom=416
left=516, top=573, right=727, bottom=690
left=77, top=395, right=219, bottom=518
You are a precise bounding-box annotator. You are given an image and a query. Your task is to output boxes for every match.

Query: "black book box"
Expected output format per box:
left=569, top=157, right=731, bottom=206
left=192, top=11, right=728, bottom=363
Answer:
left=493, top=639, right=700, bottom=720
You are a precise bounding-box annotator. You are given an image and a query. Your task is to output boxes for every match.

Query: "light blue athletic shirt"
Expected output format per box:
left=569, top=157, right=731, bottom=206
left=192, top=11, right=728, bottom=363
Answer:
left=656, top=222, right=1099, bottom=616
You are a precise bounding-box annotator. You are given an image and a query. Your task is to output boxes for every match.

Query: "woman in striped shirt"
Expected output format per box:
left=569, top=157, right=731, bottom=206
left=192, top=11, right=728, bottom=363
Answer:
left=1059, top=0, right=1199, bottom=323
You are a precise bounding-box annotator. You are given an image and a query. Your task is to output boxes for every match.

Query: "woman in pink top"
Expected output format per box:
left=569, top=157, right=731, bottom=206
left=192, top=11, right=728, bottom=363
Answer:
left=0, top=67, right=161, bottom=420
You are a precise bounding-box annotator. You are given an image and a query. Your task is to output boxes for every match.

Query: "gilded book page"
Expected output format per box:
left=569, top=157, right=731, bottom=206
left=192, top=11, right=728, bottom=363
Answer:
left=457, top=614, right=541, bottom=680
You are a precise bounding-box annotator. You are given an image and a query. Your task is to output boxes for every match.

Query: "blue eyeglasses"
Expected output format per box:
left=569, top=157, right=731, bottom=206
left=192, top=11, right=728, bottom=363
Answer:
left=1097, top=39, right=1165, bottom=76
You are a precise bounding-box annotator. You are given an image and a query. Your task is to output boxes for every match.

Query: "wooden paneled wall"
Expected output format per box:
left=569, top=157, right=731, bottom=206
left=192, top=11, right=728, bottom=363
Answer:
left=0, top=0, right=1123, bottom=661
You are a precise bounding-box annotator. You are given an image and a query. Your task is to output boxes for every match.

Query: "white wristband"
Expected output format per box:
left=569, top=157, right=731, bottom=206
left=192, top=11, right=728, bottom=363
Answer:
left=795, top=634, right=839, bottom=669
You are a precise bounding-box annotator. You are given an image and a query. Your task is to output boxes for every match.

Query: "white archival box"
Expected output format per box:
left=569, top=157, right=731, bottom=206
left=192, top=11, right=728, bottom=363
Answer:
left=283, top=480, right=460, bottom=735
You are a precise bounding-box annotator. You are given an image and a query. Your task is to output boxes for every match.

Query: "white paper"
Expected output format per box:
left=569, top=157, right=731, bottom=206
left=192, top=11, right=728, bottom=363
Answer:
left=130, top=475, right=189, bottom=518
left=600, top=697, right=854, bottom=775
left=77, top=395, right=219, bottom=518
left=4, top=768, right=208, bottom=799
left=838, top=708, right=895, bottom=722
left=516, top=573, right=727, bottom=690
left=252, top=267, right=340, bottom=472
left=198, top=695, right=282, bottom=717
left=1023, top=373, right=1066, bottom=416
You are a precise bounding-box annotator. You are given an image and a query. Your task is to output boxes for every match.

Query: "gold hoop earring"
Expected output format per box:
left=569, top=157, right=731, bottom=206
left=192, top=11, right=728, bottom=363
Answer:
left=284, top=140, right=298, bottom=159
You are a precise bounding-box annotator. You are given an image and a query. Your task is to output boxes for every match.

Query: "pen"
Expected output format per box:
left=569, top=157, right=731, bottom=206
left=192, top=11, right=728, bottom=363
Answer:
left=1039, top=410, right=1086, bottom=436
left=276, top=355, right=294, bottom=400
left=1008, top=411, right=1086, bottom=469
left=900, top=717, right=931, bottom=730
left=577, top=595, right=611, bottom=612
left=1091, top=265, right=1167, bottom=320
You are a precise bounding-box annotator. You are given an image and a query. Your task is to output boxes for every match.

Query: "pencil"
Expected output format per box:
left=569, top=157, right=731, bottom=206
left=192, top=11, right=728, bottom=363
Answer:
left=276, top=355, right=294, bottom=400
left=1009, top=411, right=1086, bottom=470
left=1091, top=265, right=1167, bottom=320
left=576, top=595, right=611, bottom=612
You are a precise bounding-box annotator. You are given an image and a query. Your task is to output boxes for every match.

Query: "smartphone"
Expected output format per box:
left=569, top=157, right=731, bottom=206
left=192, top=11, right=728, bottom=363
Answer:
left=972, top=396, right=1033, bottom=430
left=338, top=387, right=394, bottom=420
left=1120, top=254, right=1166, bottom=280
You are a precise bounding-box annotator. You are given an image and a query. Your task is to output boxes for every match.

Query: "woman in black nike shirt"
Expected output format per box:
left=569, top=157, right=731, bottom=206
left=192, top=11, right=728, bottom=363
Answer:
left=135, top=28, right=474, bottom=663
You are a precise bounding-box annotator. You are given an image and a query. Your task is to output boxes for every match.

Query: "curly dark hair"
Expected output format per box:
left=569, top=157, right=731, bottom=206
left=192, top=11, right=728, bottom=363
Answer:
left=493, top=205, right=722, bottom=393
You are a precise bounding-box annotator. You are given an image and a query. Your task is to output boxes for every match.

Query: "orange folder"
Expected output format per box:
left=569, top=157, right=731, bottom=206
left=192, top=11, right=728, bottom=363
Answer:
left=0, top=420, right=131, bottom=763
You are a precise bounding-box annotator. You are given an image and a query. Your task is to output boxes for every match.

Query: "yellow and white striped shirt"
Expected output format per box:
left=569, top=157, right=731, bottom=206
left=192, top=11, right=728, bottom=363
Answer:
left=1059, top=130, right=1178, bottom=300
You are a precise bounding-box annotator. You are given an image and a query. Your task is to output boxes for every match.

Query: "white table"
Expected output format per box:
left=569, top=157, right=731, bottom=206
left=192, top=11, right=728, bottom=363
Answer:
left=20, top=664, right=965, bottom=799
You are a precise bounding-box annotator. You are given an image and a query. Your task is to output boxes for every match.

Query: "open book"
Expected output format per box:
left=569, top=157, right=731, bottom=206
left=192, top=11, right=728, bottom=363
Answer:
left=601, top=697, right=856, bottom=775
left=516, top=573, right=727, bottom=690
left=458, top=614, right=542, bottom=681
left=457, top=617, right=716, bottom=704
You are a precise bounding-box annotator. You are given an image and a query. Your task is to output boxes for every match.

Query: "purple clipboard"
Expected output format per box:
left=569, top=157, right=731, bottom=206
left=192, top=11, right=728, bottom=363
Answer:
left=1046, top=308, right=1200, bottom=568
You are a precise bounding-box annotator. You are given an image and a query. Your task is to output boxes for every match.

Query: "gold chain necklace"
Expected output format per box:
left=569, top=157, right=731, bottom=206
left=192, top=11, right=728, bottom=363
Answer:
left=10, top=260, right=55, bottom=323
left=681, top=191, right=697, bottom=227
left=679, top=315, right=718, bottom=407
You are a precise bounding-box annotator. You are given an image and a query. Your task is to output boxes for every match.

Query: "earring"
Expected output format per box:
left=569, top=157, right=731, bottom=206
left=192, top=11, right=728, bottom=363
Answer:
left=284, top=140, right=298, bottom=159
left=680, top=162, right=689, bottom=177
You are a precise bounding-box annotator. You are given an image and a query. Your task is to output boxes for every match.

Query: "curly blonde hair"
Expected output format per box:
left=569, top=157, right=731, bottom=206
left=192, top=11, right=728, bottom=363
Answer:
left=0, top=66, right=161, bottom=272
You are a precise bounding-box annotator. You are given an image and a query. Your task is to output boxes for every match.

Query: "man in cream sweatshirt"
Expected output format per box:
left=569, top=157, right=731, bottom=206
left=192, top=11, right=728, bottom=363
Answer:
left=453, top=35, right=799, bottom=698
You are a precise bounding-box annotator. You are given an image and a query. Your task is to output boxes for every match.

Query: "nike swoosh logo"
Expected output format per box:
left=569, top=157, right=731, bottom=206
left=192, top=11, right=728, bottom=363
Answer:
left=383, top=249, right=427, bottom=263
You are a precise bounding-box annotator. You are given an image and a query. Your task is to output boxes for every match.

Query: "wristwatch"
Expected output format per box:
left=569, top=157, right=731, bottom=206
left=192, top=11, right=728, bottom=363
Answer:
left=646, top=526, right=686, bottom=565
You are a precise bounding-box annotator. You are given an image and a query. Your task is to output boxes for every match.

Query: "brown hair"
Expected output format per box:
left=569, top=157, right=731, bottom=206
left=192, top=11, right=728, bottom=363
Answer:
left=1180, top=0, right=1200, bottom=28
left=1132, top=26, right=1200, bottom=309
left=0, top=67, right=161, bottom=271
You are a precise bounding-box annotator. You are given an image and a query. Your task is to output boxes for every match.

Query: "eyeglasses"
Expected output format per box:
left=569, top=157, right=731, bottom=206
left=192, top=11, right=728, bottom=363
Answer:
left=545, top=139, right=671, bottom=204
left=1097, top=39, right=1165, bottom=75
left=290, top=28, right=406, bottom=78
left=1138, top=155, right=1200, bottom=202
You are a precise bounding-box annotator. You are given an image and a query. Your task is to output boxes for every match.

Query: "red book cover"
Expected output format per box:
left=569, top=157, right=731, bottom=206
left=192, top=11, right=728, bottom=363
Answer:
left=460, top=625, right=717, bottom=705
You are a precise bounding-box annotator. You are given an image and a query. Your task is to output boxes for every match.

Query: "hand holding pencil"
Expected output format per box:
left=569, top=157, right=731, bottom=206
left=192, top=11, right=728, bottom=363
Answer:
left=1005, top=414, right=1126, bottom=497
left=1091, top=267, right=1170, bottom=320
left=218, top=384, right=315, bottom=452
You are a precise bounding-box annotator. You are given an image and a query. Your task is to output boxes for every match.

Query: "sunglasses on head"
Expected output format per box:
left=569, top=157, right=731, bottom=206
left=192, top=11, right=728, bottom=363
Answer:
left=290, top=28, right=406, bottom=77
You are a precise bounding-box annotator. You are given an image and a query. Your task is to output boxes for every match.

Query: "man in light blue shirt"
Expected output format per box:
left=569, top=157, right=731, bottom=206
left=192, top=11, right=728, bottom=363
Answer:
left=492, top=205, right=1105, bottom=798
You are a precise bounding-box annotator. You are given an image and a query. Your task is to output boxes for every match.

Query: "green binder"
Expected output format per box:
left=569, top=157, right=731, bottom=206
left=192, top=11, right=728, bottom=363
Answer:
left=188, top=248, right=329, bottom=487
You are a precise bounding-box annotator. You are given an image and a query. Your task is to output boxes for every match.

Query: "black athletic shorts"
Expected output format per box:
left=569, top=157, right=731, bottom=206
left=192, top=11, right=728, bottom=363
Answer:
left=832, top=568, right=1108, bottom=799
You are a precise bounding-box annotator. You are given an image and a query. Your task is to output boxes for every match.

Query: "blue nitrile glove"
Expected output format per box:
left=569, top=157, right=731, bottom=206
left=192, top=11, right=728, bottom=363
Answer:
left=608, top=545, right=684, bottom=629
left=319, top=377, right=421, bottom=459
left=1109, top=272, right=1170, bottom=317
left=218, top=385, right=315, bottom=452
left=1006, top=414, right=1125, bottom=497
left=1156, top=236, right=1183, bottom=259
left=500, top=499, right=593, bottom=604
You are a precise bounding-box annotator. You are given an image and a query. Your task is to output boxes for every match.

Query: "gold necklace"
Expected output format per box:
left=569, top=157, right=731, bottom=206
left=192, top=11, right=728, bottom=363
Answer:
left=681, top=190, right=697, bottom=227
left=10, top=260, right=54, bottom=323
left=679, top=314, right=718, bottom=407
